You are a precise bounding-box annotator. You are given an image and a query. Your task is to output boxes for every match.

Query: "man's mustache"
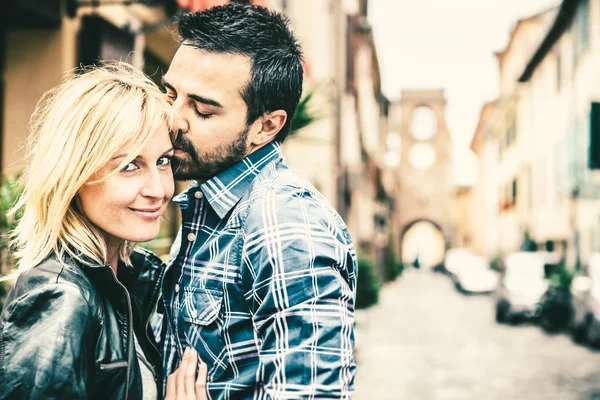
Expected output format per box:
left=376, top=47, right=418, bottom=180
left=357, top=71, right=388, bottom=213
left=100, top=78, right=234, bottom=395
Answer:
left=172, top=131, right=195, bottom=154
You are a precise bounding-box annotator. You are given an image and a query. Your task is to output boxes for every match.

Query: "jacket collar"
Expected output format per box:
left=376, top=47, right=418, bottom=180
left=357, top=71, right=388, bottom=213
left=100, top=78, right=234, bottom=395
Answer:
left=173, top=141, right=283, bottom=219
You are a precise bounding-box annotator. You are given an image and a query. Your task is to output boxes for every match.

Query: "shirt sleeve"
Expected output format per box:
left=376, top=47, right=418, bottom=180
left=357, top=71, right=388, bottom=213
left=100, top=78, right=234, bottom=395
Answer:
left=241, top=185, right=357, bottom=399
left=0, top=283, right=94, bottom=400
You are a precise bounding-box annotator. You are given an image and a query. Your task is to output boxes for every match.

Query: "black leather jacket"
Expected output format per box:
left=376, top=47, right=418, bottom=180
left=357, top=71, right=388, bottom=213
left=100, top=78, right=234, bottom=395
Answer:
left=0, top=248, right=166, bottom=400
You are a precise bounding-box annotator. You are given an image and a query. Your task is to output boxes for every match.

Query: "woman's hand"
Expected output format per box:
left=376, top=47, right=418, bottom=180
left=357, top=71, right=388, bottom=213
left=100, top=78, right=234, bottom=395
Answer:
left=166, top=347, right=208, bottom=400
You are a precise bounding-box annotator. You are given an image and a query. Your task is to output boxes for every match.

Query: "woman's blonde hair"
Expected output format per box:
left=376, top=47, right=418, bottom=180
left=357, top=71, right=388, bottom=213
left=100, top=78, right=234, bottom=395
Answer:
left=7, top=61, right=172, bottom=277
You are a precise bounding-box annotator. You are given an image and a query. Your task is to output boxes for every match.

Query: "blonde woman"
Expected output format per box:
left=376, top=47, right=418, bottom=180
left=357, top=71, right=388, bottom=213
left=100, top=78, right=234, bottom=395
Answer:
left=0, top=63, right=206, bottom=400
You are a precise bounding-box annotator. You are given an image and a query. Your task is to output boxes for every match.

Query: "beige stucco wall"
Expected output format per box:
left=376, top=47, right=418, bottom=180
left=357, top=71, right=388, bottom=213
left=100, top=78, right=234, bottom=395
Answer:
left=2, top=7, right=176, bottom=176
left=3, top=28, right=66, bottom=175
left=281, top=0, right=338, bottom=206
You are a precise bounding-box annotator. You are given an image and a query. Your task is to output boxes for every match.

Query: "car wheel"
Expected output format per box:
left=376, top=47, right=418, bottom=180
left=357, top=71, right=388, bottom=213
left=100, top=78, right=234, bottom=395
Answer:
left=496, top=300, right=509, bottom=323
left=570, top=318, right=587, bottom=343
left=584, top=314, right=600, bottom=348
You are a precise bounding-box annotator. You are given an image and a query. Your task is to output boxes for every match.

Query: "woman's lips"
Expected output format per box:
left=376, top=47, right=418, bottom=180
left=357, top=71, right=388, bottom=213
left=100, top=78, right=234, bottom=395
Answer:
left=129, top=206, right=162, bottom=220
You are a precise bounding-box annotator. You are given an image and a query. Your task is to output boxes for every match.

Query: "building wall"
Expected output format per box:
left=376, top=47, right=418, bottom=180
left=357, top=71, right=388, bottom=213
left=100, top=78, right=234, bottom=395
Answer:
left=526, top=0, right=600, bottom=267
left=2, top=6, right=176, bottom=176
left=3, top=28, right=66, bottom=176
left=479, top=9, right=557, bottom=256
left=280, top=0, right=339, bottom=206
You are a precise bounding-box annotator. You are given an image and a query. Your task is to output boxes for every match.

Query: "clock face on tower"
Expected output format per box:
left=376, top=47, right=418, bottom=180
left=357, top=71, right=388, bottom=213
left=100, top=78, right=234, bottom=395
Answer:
left=410, top=106, right=437, bottom=140
left=409, top=143, right=437, bottom=170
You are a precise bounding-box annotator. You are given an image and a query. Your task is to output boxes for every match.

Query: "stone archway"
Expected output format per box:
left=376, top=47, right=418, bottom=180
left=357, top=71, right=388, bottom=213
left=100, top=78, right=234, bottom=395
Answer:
left=400, top=219, right=446, bottom=269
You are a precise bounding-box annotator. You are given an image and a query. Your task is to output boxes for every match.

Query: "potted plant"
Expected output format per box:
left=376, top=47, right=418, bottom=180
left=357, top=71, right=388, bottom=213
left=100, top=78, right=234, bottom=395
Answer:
left=539, top=260, right=574, bottom=333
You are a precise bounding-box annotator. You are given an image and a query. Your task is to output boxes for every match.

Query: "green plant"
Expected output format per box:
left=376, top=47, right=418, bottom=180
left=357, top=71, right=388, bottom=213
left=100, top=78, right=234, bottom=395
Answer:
left=383, top=237, right=403, bottom=281
left=549, top=260, right=574, bottom=292
left=489, top=254, right=504, bottom=273
left=0, top=174, right=23, bottom=243
left=289, top=88, right=321, bottom=136
left=521, top=230, right=538, bottom=252
left=0, top=174, right=23, bottom=307
left=355, top=255, right=381, bottom=309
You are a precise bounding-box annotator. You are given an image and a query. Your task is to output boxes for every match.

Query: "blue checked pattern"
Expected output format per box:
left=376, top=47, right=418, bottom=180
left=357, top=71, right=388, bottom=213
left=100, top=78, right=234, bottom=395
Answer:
left=160, top=141, right=358, bottom=399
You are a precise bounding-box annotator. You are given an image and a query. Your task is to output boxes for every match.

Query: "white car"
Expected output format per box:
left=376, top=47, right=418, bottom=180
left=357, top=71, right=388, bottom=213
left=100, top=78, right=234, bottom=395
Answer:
left=453, top=255, right=499, bottom=294
left=570, top=253, right=600, bottom=346
left=444, top=248, right=472, bottom=276
left=495, top=252, right=548, bottom=323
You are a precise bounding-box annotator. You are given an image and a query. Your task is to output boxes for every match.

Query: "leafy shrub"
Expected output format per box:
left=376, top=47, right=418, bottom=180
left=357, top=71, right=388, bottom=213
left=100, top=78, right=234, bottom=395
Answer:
left=356, top=255, right=381, bottom=309
left=383, top=237, right=403, bottom=281
left=290, top=88, right=321, bottom=135
left=549, top=260, right=574, bottom=292
left=489, top=254, right=504, bottom=273
left=0, top=174, right=23, bottom=308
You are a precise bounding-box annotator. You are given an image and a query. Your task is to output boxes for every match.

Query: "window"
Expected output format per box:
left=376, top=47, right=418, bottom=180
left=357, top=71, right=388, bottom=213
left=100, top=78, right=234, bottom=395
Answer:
left=410, top=106, right=437, bottom=140
left=573, top=0, right=591, bottom=66
left=506, top=110, right=517, bottom=148
left=581, top=0, right=590, bottom=50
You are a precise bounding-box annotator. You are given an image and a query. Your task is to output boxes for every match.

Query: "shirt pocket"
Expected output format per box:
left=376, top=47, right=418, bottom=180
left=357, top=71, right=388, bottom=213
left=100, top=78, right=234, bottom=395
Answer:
left=179, top=287, right=228, bottom=382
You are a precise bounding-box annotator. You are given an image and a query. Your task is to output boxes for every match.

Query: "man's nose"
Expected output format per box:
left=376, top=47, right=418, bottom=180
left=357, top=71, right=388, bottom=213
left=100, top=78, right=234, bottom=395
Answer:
left=171, top=101, right=189, bottom=134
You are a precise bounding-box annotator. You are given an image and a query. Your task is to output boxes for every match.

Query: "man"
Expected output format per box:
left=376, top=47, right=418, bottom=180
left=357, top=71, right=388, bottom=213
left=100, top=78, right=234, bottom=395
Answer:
left=160, top=4, right=357, bottom=398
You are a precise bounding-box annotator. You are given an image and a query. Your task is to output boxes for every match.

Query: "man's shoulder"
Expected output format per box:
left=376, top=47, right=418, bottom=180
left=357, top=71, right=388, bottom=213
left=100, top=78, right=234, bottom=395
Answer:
left=249, top=160, right=327, bottom=207
left=240, top=159, right=347, bottom=231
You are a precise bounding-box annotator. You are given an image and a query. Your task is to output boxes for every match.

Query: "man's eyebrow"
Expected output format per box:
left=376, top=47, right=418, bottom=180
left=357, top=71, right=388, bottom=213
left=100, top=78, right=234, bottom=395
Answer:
left=161, top=76, right=223, bottom=108
left=188, top=93, right=223, bottom=109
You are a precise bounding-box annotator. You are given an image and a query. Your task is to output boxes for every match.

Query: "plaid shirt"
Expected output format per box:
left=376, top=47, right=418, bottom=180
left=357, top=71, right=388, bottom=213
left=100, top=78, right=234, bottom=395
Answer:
left=160, top=141, right=358, bottom=399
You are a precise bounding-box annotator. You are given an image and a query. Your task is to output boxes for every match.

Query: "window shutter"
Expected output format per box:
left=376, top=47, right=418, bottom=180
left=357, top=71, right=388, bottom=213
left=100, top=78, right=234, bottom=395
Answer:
left=589, top=102, right=600, bottom=169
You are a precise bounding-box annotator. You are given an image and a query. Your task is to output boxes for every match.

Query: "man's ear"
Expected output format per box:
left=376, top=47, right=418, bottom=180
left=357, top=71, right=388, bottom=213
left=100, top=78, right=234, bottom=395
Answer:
left=248, top=110, right=287, bottom=147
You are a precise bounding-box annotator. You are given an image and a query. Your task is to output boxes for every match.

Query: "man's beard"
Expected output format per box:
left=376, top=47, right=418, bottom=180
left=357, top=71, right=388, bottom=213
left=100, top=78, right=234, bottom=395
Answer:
left=171, top=125, right=250, bottom=182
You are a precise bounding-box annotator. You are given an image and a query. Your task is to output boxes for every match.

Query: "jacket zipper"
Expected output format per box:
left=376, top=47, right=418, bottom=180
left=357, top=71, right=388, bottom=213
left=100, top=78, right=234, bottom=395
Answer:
left=106, top=266, right=134, bottom=400
left=143, top=261, right=168, bottom=390
left=99, top=361, right=129, bottom=370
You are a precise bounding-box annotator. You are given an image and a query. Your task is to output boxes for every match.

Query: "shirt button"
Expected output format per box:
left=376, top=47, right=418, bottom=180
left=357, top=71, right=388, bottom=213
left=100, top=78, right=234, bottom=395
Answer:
left=187, top=233, right=196, bottom=242
left=175, top=284, right=180, bottom=293
left=191, top=309, right=198, bottom=319
left=195, top=191, right=204, bottom=199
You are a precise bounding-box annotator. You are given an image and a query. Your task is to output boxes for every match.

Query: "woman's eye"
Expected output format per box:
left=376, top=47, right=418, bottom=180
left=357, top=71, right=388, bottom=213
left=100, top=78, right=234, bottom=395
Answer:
left=122, top=162, right=138, bottom=172
left=157, top=156, right=172, bottom=167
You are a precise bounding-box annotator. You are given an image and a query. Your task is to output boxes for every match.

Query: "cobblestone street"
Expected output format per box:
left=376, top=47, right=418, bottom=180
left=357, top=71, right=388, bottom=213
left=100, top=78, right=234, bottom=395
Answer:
left=353, top=269, right=600, bottom=400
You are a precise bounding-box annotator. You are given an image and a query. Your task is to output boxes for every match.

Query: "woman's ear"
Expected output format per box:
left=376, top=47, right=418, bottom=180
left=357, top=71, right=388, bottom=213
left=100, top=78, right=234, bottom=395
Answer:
left=248, top=110, right=287, bottom=147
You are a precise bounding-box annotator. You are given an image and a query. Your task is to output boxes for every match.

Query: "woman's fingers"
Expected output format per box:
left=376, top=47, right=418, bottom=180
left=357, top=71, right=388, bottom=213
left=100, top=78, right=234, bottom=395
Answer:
left=195, top=360, right=208, bottom=400
left=184, top=349, right=198, bottom=397
left=165, top=347, right=206, bottom=399
left=176, top=348, right=191, bottom=397
left=166, top=372, right=177, bottom=400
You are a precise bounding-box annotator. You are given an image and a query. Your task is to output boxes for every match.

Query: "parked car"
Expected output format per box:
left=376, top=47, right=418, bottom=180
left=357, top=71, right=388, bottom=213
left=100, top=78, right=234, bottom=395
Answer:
left=569, top=253, right=600, bottom=347
left=452, top=255, right=498, bottom=294
left=494, top=252, right=548, bottom=323
left=443, top=248, right=472, bottom=276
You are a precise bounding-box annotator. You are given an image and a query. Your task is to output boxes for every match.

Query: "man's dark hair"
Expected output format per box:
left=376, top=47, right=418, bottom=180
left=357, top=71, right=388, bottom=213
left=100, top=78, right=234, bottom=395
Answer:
left=178, top=3, right=303, bottom=142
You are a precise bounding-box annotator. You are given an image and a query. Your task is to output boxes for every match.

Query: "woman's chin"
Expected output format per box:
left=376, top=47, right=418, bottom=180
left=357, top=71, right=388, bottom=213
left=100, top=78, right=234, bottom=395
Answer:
left=126, top=229, right=161, bottom=245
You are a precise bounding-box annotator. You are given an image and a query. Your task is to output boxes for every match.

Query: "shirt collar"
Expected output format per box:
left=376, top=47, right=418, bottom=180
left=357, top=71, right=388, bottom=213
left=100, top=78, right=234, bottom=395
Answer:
left=173, top=141, right=283, bottom=219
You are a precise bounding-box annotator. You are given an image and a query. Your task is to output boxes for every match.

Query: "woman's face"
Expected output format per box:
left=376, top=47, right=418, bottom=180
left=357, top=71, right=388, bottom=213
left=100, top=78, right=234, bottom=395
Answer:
left=78, top=126, right=175, bottom=248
